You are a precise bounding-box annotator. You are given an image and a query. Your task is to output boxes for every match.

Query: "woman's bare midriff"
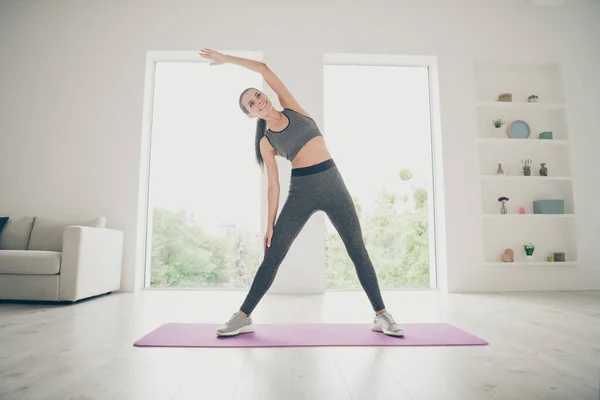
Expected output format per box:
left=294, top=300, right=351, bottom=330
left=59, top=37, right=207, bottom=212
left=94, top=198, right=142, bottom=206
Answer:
left=290, top=136, right=332, bottom=169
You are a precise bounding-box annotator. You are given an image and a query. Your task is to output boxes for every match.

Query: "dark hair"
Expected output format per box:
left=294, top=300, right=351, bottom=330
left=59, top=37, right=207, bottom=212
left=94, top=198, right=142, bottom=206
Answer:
left=239, top=87, right=267, bottom=170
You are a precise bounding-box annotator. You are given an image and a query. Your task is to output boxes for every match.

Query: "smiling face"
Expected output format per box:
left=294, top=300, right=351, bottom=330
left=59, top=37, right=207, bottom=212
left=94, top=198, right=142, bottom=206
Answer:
left=239, top=88, right=273, bottom=118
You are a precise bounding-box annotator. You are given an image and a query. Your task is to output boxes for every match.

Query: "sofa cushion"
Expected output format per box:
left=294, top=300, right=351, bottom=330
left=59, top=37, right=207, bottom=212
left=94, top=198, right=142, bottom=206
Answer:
left=0, top=250, right=61, bottom=275
left=28, top=216, right=107, bottom=252
left=0, top=216, right=35, bottom=250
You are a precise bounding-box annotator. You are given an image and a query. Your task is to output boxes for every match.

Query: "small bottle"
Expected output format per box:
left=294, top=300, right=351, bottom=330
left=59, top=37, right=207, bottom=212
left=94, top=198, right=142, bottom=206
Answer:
left=497, top=163, right=504, bottom=175
left=540, top=163, right=548, bottom=176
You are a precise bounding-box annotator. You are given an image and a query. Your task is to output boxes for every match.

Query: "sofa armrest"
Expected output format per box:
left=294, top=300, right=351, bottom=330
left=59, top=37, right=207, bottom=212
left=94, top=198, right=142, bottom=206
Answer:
left=59, top=226, right=124, bottom=301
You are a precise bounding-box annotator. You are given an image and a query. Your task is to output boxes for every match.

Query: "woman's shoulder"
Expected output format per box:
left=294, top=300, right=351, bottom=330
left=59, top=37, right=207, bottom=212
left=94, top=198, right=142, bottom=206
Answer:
left=283, top=107, right=313, bottom=121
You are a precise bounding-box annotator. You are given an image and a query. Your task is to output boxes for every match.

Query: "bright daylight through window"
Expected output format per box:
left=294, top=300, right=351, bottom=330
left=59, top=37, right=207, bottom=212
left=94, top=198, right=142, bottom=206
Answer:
left=146, top=59, right=437, bottom=290
left=323, top=64, right=436, bottom=289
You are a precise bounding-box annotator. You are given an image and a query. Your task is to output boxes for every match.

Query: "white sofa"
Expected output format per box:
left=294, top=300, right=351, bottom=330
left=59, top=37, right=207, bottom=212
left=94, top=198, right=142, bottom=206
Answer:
left=0, top=216, right=123, bottom=302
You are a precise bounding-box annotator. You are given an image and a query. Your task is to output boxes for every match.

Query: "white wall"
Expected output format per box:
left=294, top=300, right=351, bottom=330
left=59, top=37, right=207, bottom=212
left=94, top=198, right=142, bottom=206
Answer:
left=1, top=0, right=598, bottom=293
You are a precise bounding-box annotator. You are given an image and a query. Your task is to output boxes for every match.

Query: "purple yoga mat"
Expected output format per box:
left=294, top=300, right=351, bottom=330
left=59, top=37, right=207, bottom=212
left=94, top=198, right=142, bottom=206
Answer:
left=134, top=323, right=488, bottom=348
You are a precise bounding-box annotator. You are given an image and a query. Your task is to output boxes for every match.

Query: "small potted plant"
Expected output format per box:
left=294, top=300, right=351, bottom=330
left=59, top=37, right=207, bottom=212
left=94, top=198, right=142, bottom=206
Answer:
left=522, top=158, right=532, bottom=176
left=528, top=94, right=538, bottom=103
left=523, top=243, right=535, bottom=260
left=498, top=196, right=509, bottom=214
left=492, top=119, right=505, bottom=136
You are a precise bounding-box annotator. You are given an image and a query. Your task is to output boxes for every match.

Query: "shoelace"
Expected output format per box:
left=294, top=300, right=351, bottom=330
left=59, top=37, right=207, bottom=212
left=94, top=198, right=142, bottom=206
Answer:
left=226, top=312, right=239, bottom=325
left=381, top=311, right=396, bottom=325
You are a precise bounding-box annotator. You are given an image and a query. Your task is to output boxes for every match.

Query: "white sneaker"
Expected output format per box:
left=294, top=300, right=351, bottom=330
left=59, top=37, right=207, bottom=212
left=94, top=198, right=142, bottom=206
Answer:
left=216, top=312, right=254, bottom=337
left=372, top=311, right=404, bottom=337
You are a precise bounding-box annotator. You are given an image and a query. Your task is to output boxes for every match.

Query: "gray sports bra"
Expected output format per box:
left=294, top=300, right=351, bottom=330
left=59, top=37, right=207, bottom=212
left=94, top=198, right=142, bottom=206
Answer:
left=264, top=108, right=323, bottom=161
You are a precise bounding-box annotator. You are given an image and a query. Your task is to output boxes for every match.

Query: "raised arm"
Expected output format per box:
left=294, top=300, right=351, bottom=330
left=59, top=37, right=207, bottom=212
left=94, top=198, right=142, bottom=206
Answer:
left=199, top=48, right=310, bottom=117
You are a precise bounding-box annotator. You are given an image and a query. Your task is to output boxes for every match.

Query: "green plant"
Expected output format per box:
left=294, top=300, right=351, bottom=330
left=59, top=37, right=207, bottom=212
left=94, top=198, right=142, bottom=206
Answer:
left=528, top=94, right=538, bottom=100
left=492, top=119, right=505, bottom=128
left=522, top=158, right=532, bottom=176
left=523, top=243, right=535, bottom=256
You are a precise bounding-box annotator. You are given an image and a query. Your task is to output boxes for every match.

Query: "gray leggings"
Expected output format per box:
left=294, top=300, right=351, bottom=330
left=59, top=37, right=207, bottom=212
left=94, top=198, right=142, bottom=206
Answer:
left=240, top=159, right=386, bottom=315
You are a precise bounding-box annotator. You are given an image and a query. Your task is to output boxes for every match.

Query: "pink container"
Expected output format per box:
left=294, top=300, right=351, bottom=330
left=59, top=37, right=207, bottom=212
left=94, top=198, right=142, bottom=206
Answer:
left=519, top=207, right=526, bottom=214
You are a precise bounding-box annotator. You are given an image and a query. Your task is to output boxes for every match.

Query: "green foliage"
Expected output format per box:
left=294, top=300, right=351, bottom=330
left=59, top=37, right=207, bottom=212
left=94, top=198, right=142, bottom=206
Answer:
left=413, top=188, right=428, bottom=209
left=399, top=169, right=413, bottom=181
left=523, top=243, right=535, bottom=255
left=150, top=208, right=228, bottom=287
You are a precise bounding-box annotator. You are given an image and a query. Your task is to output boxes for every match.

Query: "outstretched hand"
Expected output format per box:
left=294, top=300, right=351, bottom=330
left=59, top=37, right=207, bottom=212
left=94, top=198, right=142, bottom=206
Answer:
left=199, top=48, right=227, bottom=66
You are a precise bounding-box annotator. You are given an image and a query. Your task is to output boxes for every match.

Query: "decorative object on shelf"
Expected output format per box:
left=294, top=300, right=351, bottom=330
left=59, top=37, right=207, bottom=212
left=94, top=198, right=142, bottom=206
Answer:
left=523, top=243, right=535, bottom=260
left=522, top=158, right=532, bottom=176
left=540, top=162, right=548, bottom=176
left=508, top=120, right=531, bottom=139
left=527, top=94, right=539, bottom=103
left=547, top=254, right=554, bottom=262
left=498, top=93, right=512, bottom=102
left=496, top=163, right=504, bottom=175
left=492, top=119, right=505, bottom=136
left=498, top=196, right=509, bottom=214
left=553, top=252, right=566, bottom=262
left=519, top=206, right=526, bottom=214
left=539, top=131, right=553, bottom=140
left=533, top=199, right=565, bottom=214
left=501, top=248, right=514, bottom=263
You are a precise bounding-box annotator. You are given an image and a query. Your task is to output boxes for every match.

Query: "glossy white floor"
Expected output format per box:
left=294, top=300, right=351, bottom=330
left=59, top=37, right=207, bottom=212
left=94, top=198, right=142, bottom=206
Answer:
left=0, top=289, right=599, bottom=400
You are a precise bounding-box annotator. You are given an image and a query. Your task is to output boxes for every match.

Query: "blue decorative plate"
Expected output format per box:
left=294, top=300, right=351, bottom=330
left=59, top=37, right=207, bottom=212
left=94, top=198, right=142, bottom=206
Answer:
left=508, top=120, right=530, bottom=139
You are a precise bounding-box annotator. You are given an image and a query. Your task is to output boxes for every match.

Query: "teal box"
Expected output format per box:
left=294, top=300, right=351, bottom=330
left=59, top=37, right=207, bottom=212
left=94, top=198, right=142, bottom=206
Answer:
left=539, top=131, right=553, bottom=139
left=533, top=199, right=565, bottom=214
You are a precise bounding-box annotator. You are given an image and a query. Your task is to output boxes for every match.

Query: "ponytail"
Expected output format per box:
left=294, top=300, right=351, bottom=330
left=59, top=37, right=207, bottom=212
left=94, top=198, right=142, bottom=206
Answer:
left=255, top=118, right=267, bottom=171
left=240, top=87, right=268, bottom=171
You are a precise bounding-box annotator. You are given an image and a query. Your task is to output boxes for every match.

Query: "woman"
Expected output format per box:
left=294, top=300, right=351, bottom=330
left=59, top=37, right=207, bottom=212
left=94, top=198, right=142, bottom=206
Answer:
left=199, top=48, right=403, bottom=338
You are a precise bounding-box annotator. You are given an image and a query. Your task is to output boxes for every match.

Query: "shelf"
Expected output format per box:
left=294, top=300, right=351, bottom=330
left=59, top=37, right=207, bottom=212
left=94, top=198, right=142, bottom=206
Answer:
left=481, top=175, right=572, bottom=181
left=483, top=214, right=574, bottom=219
left=484, top=261, right=577, bottom=267
left=475, top=60, right=578, bottom=284
left=478, top=138, right=568, bottom=145
left=477, top=101, right=566, bottom=110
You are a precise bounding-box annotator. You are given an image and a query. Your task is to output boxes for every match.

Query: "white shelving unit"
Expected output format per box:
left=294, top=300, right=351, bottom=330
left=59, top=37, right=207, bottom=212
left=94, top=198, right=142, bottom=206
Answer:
left=476, top=101, right=567, bottom=110
left=481, top=175, right=572, bottom=182
left=482, top=214, right=574, bottom=219
left=474, top=61, right=577, bottom=266
left=484, top=262, right=577, bottom=267
left=478, top=138, right=568, bottom=146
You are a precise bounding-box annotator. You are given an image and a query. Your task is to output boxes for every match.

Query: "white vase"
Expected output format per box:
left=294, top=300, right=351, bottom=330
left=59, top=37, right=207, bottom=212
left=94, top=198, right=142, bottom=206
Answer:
left=525, top=255, right=534, bottom=261
left=493, top=126, right=504, bottom=137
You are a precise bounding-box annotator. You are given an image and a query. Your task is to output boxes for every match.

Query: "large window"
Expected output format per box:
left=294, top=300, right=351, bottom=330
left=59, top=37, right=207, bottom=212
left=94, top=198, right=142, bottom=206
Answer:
left=323, top=63, right=436, bottom=289
left=141, top=53, right=440, bottom=292
left=145, top=58, right=263, bottom=288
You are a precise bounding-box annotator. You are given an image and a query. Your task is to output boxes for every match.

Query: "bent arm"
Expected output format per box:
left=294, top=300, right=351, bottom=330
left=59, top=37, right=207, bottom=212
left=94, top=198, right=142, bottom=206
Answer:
left=225, top=55, right=310, bottom=117
left=260, top=137, right=280, bottom=229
